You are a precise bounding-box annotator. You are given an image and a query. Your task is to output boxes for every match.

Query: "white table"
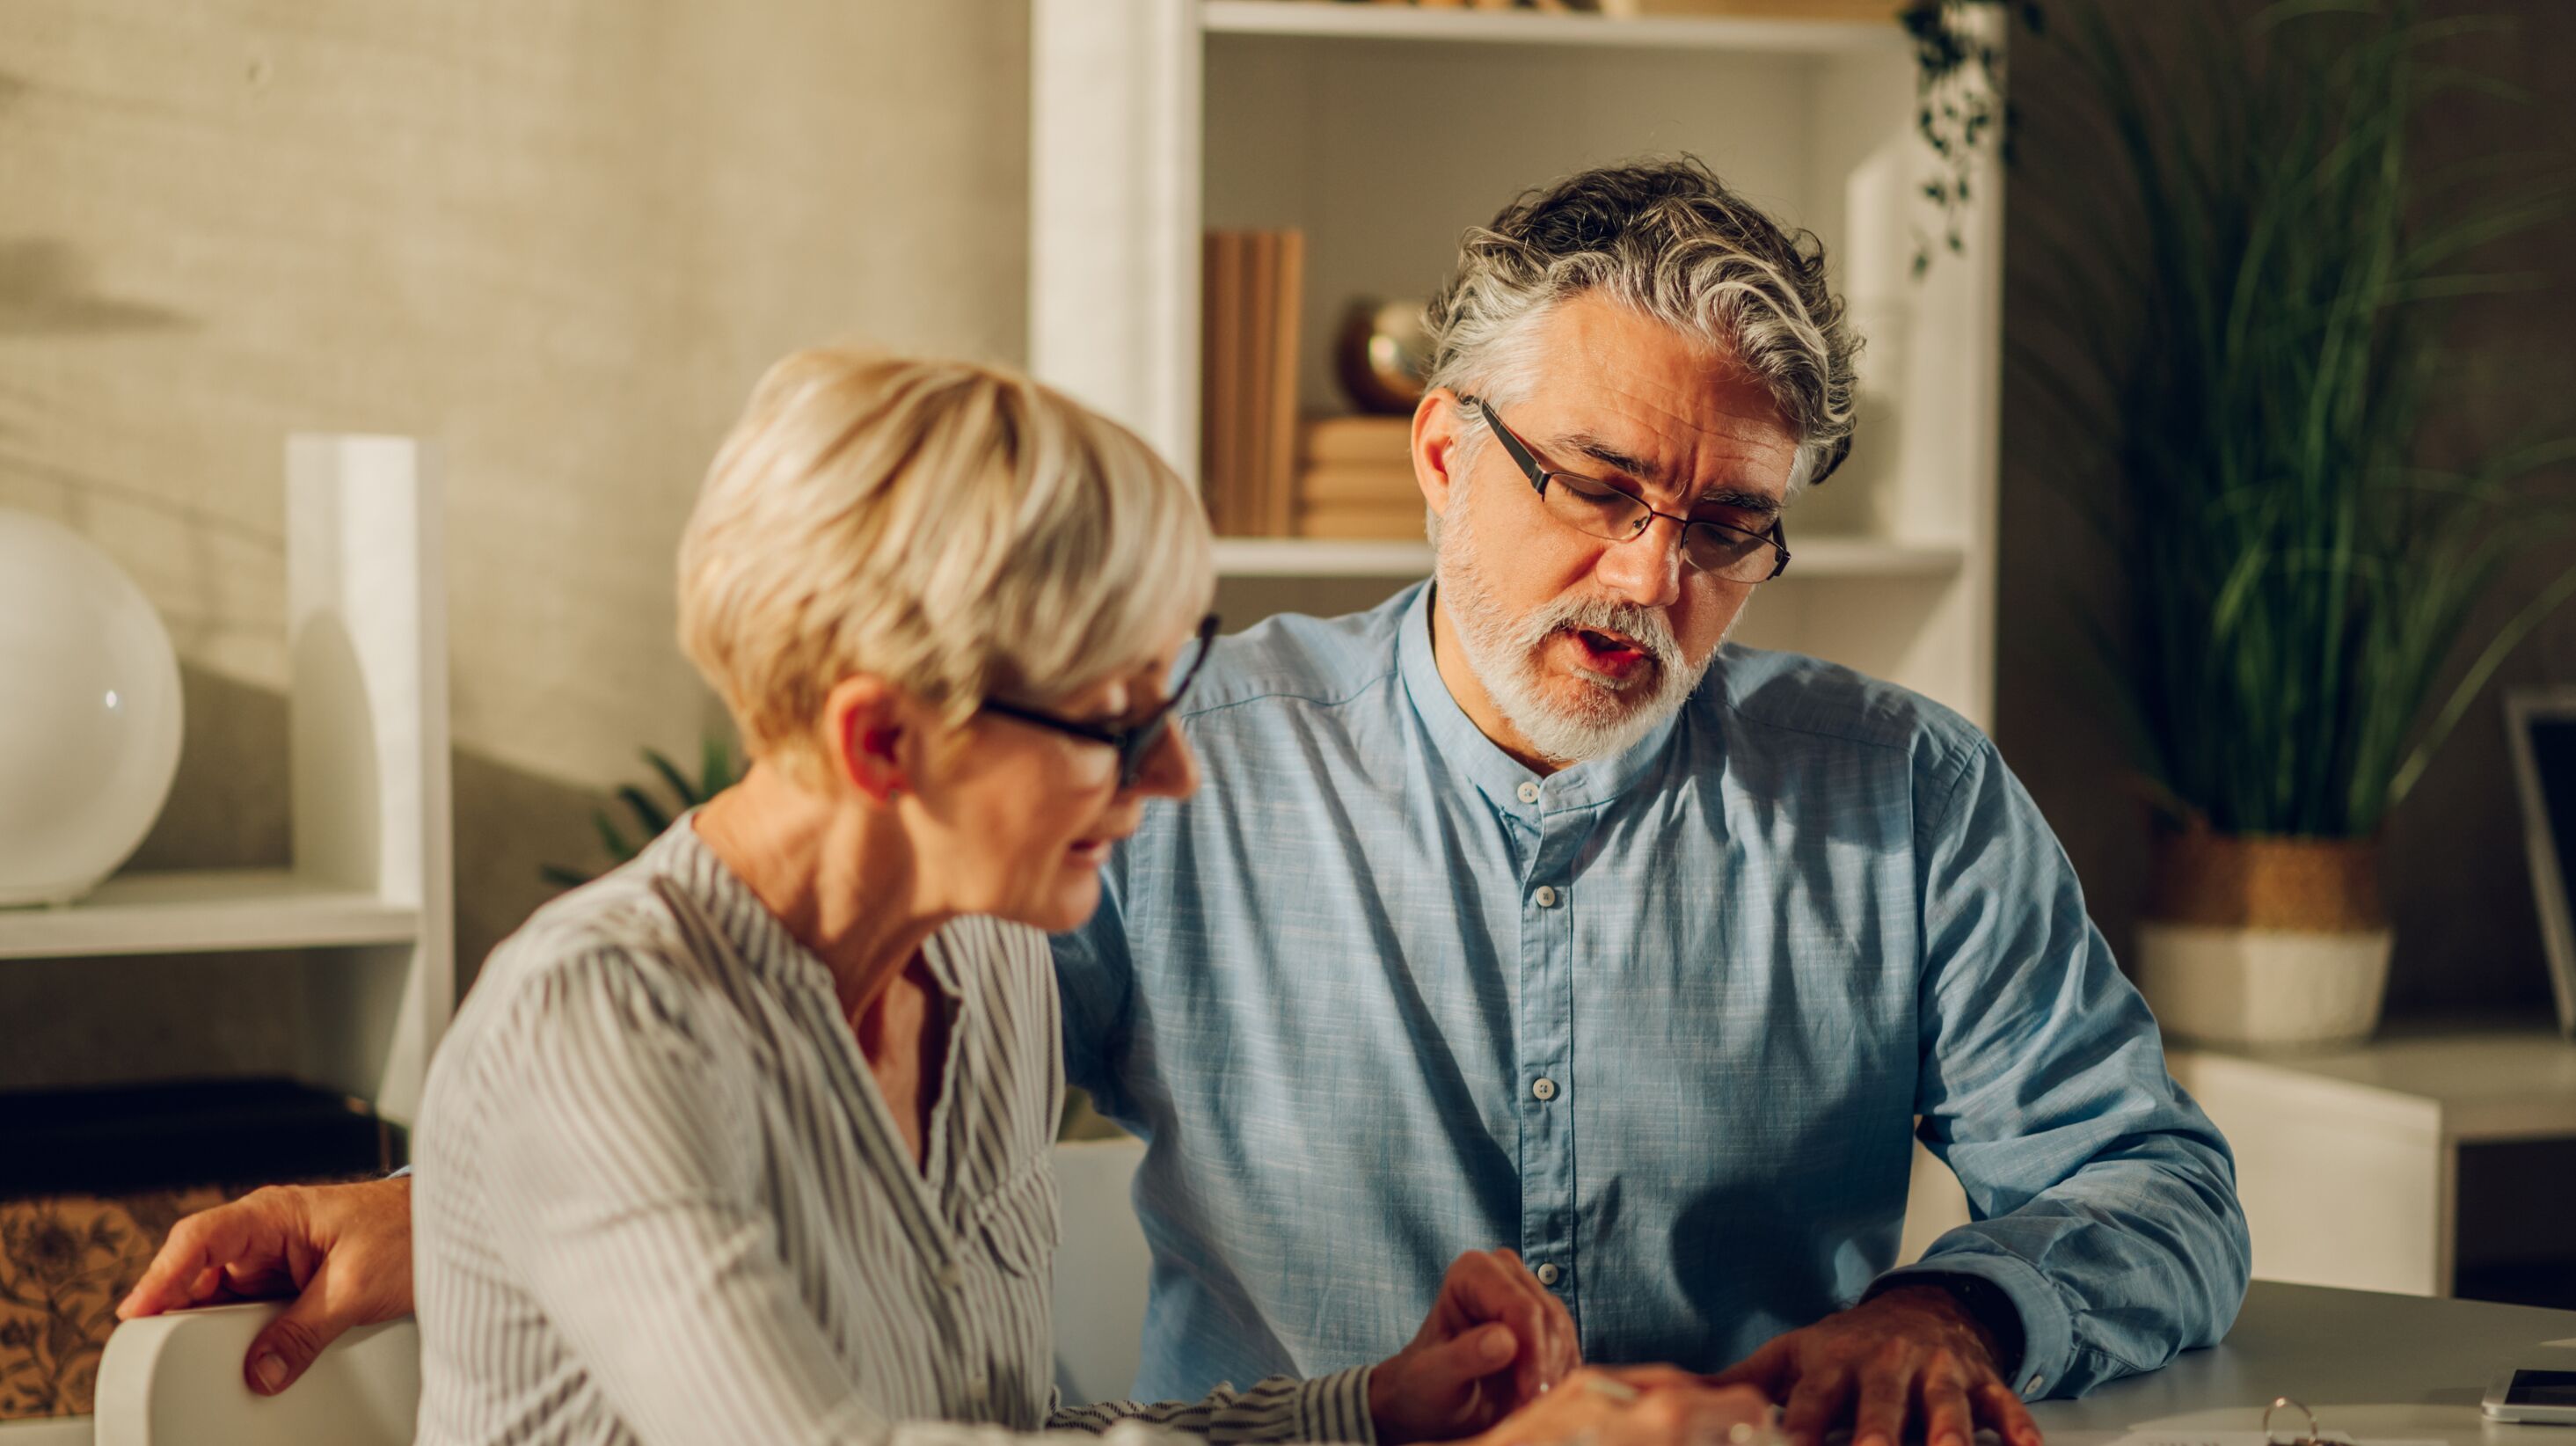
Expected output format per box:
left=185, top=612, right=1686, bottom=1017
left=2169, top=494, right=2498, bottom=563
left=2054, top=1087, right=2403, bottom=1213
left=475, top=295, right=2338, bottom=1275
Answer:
left=2167, top=1024, right=2576, bottom=1297
left=2030, top=1281, right=2576, bottom=1445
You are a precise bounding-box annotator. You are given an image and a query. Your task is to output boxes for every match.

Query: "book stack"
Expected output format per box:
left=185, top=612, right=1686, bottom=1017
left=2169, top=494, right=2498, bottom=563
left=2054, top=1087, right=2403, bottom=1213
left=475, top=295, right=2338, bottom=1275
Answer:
left=1200, top=230, right=1305, bottom=537
left=1294, top=415, right=1422, bottom=539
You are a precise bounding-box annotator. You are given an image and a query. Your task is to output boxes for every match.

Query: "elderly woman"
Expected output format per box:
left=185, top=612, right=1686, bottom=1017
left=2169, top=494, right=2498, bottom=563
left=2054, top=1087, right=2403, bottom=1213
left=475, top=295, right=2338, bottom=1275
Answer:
left=369, top=351, right=1749, bottom=1446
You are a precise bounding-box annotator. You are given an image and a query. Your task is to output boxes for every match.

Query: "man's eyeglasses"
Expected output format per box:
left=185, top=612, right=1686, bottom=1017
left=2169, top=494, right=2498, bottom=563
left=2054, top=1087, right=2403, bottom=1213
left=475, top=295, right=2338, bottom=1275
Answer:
left=1466, top=396, right=1792, bottom=584
left=978, top=613, right=1220, bottom=789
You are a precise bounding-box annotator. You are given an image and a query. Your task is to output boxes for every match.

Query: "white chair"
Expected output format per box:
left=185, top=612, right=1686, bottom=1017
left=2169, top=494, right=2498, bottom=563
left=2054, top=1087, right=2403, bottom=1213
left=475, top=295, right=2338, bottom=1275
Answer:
left=1049, top=1134, right=1152, bottom=1406
left=86, top=1137, right=1155, bottom=1442
left=92, top=1303, right=419, bottom=1446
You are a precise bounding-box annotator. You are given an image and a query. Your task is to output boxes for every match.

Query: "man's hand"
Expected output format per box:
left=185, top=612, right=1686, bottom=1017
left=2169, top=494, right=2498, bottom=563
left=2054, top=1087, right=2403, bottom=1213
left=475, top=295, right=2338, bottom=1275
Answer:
left=1475, top=1366, right=1771, bottom=1446
left=1368, top=1249, right=1581, bottom=1443
left=1710, top=1285, right=2042, bottom=1446
left=116, top=1177, right=416, bottom=1396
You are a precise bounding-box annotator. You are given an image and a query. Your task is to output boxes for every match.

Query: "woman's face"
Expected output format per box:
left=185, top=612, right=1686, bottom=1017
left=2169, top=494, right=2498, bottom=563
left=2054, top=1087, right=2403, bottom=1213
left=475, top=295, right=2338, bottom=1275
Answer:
left=913, top=619, right=1204, bottom=934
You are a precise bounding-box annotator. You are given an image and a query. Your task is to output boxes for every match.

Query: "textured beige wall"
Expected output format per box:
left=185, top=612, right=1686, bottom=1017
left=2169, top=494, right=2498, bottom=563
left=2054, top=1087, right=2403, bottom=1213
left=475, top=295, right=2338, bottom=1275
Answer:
left=0, top=0, right=1029, bottom=1079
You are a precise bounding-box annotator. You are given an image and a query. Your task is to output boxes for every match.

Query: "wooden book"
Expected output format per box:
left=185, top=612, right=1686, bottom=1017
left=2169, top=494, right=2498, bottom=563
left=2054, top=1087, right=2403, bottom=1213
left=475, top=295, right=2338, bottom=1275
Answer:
left=1297, top=498, right=1432, bottom=541
left=1298, top=414, right=1414, bottom=467
left=1241, top=231, right=1277, bottom=538
left=1200, top=231, right=1243, bottom=534
left=1296, top=461, right=1420, bottom=507
left=1265, top=230, right=1307, bottom=538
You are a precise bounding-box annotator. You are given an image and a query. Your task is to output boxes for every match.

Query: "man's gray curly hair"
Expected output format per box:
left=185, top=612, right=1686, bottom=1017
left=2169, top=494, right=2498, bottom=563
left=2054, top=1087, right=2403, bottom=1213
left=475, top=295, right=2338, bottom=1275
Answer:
left=1423, top=156, right=1857, bottom=499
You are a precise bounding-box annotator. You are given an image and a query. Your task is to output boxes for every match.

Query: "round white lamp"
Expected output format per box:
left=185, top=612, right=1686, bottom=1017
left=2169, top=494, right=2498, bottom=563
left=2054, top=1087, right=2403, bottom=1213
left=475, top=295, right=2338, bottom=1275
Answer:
left=0, top=508, right=185, bottom=907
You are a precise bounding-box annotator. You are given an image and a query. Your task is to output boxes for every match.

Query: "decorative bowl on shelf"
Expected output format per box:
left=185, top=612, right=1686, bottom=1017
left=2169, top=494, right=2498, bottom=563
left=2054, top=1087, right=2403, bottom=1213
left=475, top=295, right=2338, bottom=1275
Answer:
left=0, top=508, right=184, bottom=908
left=1334, top=297, right=1433, bottom=415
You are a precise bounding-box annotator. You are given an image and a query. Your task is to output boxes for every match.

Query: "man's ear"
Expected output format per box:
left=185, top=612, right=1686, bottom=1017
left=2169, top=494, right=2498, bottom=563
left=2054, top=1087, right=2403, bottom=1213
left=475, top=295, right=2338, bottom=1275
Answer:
left=1412, top=389, right=1471, bottom=519
left=821, top=675, right=909, bottom=806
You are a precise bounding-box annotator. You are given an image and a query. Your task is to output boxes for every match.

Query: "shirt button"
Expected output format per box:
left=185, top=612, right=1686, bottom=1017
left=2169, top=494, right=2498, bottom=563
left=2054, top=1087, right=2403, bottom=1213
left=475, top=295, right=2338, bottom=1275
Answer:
left=1536, top=1262, right=1562, bottom=1286
left=1531, top=1077, right=1558, bottom=1101
left=1533, top=885, right=1559, bottom=908
left=1516, top=781, right=1541, bottom=805
left=936, top=1260, right=962, bottom=1289
left=2025, top=1375, right=2045, bottom=1396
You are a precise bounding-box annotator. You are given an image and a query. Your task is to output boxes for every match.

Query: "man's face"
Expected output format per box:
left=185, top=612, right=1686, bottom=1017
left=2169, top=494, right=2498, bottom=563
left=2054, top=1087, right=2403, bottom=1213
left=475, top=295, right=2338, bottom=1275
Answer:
left=1419, top=294, right=1800, bottom=766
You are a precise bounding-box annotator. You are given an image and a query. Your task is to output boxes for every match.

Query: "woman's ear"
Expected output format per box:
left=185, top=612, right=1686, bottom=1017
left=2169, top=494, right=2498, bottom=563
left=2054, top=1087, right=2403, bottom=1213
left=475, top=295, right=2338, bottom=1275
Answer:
left=821, top=675, right=909, bottom=806
left=1412, top=389, right=1469, bottom=520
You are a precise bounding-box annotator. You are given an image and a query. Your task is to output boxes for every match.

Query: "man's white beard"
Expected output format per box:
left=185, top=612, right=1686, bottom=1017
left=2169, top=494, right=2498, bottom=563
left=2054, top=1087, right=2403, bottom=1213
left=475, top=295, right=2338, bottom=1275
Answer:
left=1434, top=495, right=1724, bottom=765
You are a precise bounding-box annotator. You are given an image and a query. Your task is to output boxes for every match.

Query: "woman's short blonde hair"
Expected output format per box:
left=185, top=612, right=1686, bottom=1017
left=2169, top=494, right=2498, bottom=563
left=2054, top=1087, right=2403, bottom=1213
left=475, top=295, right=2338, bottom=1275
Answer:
left=677, top=348, right=1215, bottom=785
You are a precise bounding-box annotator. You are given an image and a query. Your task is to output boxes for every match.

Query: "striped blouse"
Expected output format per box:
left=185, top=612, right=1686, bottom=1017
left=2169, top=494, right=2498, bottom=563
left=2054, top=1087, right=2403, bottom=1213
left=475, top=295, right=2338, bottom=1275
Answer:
left=412, top=819, right=1374, bottom=1446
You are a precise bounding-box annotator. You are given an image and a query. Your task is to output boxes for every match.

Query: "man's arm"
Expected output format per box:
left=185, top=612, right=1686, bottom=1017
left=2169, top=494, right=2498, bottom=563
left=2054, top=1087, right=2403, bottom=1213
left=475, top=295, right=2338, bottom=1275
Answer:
left=1884, top=734, right=2251, bottom=1397
left=1714, top=733, right=2249, bottom=1446
left=119, top=1175, right=415, bottom=1394
left=1050, top=830, right=1140, bottom=1118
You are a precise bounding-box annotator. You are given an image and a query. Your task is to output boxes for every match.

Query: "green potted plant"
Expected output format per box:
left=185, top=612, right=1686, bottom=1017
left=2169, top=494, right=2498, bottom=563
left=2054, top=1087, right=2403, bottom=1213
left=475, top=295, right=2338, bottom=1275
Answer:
left=541, top=738, right=741, bottom=890
left=2021, top=0, right=2576, bottom=1047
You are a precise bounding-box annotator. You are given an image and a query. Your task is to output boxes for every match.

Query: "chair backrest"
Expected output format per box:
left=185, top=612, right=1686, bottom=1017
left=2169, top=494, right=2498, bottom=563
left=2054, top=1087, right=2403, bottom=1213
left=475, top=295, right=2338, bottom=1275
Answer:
left=1049, top=1135, right=1151, bottom=1407
left=93, top=1303, right=419, bottom=1446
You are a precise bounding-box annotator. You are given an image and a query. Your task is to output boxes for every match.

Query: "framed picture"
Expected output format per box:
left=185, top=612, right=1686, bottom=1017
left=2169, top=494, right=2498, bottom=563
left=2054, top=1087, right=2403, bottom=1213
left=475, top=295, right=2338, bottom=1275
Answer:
left=2505, top=689, right=2576, bottom=1037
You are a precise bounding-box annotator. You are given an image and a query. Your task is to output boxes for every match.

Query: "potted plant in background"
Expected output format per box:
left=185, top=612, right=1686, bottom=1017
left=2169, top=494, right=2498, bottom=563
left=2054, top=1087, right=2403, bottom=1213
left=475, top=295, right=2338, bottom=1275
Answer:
left=2018, top=0, right=2576, bottom=1048
left=540, top=737, right=741, bottom=889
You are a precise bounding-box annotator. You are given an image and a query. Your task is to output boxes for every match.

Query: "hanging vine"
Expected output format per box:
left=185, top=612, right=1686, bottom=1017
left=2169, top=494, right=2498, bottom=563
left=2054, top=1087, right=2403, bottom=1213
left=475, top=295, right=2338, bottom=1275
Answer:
left=1898, top=0, right=2041, bottom=274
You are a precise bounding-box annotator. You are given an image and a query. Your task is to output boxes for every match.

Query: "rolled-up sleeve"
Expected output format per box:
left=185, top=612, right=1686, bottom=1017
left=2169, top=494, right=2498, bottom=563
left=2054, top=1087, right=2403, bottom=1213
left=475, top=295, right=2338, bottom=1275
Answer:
left=1877, top=736, right=2251, bottom=1399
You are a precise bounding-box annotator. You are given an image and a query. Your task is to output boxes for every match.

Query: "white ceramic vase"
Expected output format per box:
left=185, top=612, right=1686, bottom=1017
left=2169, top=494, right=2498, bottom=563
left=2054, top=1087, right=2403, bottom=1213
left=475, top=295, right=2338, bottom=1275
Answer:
left=0, top=508, right=185, bottom=906
left=2133, top=923, right=2393, bottom=1050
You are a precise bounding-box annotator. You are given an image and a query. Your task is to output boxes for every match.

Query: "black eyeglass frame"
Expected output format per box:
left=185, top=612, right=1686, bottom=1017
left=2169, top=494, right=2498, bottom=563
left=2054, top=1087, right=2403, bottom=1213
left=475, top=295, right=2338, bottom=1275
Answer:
left=977, top=613, right=1221, bottom=789
left=1465, top=395, right=1792, bottom=583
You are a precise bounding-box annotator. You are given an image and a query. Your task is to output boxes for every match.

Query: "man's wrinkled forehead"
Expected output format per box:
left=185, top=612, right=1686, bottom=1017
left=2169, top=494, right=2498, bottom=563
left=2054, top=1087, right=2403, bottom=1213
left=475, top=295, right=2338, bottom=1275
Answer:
left=1551, top=427, right=1785, bottom=521
left=1510, top=295, right=1801, bottom=510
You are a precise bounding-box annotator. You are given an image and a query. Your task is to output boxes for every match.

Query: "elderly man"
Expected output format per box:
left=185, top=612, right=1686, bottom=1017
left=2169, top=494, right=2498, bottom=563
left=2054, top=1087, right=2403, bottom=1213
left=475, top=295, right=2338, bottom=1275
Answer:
left=1054, top=157, right=2246, bottom=1442
left=124, top=158, right=2247, bottom=1446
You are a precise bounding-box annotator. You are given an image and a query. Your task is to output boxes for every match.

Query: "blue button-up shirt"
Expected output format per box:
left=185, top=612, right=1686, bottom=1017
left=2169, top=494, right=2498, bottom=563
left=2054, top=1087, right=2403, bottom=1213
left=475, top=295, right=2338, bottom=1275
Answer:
left=1054, top=583, right=2248, bottom=1405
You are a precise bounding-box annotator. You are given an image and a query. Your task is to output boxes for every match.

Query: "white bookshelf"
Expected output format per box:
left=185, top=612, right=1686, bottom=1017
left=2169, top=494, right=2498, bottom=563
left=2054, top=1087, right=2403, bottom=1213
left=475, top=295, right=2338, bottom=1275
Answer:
left=1030, top=0, right=2003, bottom=728
left=0, top=871, right=419, bottom=960
left=1201, top=0, right=1909, bottom=53
left=2168, top=1025, right=2576, bottom=1298
left=0, top=435, right=455, bottom=1125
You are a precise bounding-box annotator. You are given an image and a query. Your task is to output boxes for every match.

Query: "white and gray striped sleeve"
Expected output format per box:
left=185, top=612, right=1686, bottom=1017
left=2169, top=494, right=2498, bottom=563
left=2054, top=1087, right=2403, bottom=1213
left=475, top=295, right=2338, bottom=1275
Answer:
left=466, top=947, right=1370, bottom=1446
left=1048, top=1373, right=1375, bottom=1444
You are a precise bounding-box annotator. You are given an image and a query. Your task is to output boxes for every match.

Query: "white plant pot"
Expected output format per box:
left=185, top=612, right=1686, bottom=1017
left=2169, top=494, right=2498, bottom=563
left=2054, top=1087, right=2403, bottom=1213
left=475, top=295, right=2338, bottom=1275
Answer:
left=2133, top=922, right=2393, bottom=1050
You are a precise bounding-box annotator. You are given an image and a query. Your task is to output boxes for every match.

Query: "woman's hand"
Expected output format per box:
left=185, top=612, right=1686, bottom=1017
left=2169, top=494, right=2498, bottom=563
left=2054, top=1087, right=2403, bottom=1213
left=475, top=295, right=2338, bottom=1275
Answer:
left=1368, top=1249, right=1582, bottom=1443
left=117, top=1177, right=416, bottom=1395
left=1476, top=1367, right=1773, bottom=1446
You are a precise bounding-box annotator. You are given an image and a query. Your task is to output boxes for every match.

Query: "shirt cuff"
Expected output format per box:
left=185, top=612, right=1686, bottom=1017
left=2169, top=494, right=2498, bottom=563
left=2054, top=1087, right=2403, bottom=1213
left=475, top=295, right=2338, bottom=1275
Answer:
left=1869, top=1250, right=2072, bottom=1400
left=1292, top=1366, right=1377, bottom=1445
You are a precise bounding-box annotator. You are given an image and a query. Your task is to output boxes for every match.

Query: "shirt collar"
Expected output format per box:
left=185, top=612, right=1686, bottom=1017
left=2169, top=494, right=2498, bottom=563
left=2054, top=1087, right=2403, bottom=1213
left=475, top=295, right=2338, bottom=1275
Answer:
left=650, top=811, right=967, bottom=1012
left=1393, top=581, right=1687, bottom=820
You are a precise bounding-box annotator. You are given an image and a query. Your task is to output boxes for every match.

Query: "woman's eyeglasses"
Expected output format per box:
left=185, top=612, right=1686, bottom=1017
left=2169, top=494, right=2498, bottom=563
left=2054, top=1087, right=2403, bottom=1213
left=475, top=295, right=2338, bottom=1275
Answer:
left=978, top=613, right=1221, bottom=789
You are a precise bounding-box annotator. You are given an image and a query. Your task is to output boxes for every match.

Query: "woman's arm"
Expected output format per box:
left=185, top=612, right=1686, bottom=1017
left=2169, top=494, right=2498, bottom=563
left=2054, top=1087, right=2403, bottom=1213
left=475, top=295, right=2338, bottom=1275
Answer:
left=1042, top=1248, right=1591, bottom=1446
left=1048, top=1376, right=1372, bottom=1443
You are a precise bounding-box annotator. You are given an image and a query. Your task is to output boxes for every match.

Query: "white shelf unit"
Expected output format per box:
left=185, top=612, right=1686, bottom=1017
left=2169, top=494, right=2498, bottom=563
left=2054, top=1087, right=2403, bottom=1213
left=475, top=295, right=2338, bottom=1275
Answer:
left=1201, top=0, right=1909, bottom=53
left=0, top=435, right=455, bottom=1126
left=2167, top=1026, right=2576, bottom=1300
left=1030, top=0, right=2003, bottom=728
left=0, top=871, right=419, bottom=960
